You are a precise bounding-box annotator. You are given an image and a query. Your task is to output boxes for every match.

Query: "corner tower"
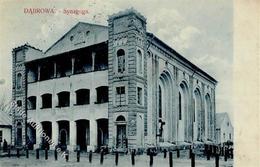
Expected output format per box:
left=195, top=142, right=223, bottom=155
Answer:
left=108, top=9, right=148, bottom=149
left=12, top=46, right=27, bottom=147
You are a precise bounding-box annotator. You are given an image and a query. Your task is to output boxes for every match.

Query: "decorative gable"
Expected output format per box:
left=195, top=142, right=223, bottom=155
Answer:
left=44, top=22, right=108, bottom=57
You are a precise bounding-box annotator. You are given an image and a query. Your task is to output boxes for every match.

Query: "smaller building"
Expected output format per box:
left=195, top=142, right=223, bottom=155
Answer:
left=0, top=111, right=12, bottom=148
left=216, top=112, right=233, bottom=146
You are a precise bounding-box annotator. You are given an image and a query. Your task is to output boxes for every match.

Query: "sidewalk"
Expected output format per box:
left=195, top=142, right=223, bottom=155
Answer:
left=0, top=150, right=233, bottom=167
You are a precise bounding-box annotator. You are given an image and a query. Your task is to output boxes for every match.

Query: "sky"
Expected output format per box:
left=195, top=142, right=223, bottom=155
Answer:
left=0, top=0, right=233, bottom=122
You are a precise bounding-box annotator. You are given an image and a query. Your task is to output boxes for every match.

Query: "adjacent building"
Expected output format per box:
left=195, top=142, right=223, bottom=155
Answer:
left=216, top=112, right=233, bottom=146
left=11, top=8, right=217, bottom=151
left=0, top=111, right=12, bottom=148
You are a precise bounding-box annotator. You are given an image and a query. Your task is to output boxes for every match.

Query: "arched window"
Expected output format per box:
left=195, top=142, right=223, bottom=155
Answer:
left=137, top=50, right=143, bottom=74
left=96, top=86, right=108, bottom=104
left=17, top=100, right=22, bottom=107
left=205, top=94, right=212, bottom=139
left=27, top=96, right=36, bottom=110
left=57, top=92, right=70, bottom=107
left=159, top=86, right=162, bottom=118
left=179, top=92, right=182, bottom=120
left=117, top=49, right=125, bottom=73
left=116, top=115, right=126, bottom=122
left=42, top=94, right=52, bottom=109
left=76, top=89, right=90, bottom=105
left=17, top=73, right=22, bottom=89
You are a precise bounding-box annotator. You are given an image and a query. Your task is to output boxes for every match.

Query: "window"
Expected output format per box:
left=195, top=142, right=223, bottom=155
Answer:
left=0, top=130, right=2, bottom=142
left=117, top=49, right=125, bottom=73
left=193, top=98, right=196, bottom=122
left=116, top=115, right=126, bottom=122
left=57, top=92, right=70, bottom=107
left=223, top=133, right=225, bottom=140
left=27, top=96, right=36, bottom=110
left=229, top=133, right=231, bottom=140
left=137, top=87, right=143, bottom=105
left=158, top=86, right=162, bottom=118
left=116, top=86, right=126, bottom=106
left=179, top=92, right=182, bottom=120
left=42, top=94, right=52, bottom=109
left=40, top=61, right=54, bottom=81
left=137, top=50, right=143, bottom=75
left=227, top=122, right=229, bottom=126
left=17, top=73, right=22, bottom=89
left=96, top=86, right=108, bottom=104
left=17, top=100, right=22, bottom=107
left=76, top=89, right=90, bottom=105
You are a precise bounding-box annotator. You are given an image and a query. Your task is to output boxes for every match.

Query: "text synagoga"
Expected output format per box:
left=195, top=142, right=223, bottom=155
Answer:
left=11, top=9, right=217, bottom=151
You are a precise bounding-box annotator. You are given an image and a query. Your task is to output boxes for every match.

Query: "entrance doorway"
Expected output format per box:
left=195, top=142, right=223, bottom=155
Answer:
left=16, top=122, right=22, bottom=146
left=97, top=119, right=108, bottom=149
left=116, top=125, right=126, bottom=148
left=27, top=123, right=36, bottom=150
left=41, top=121, right=52, bottom=150
left=58, top=121, right=69, bottom=150
left=115, top=115, right=127, bottom=148
left=76, top=119, right=89, bottom=151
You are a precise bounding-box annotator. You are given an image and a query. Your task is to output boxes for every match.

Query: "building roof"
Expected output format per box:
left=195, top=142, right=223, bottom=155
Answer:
left=216, top=112, right=229, bottom=129
left=43, top=22, right=108, bottom=59
left=147, top=33, right=217, bottom=84
left=0, top=110, right=12, bottom=127
left=15, top=9, right=217, bottom=84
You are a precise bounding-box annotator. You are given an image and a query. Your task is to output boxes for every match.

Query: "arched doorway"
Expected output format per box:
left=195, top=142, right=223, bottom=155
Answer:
left=16, top=122, right=22, bottom=146
left=60, top=129, right=67, bottom=145
left=116, top=116, right=127, bottom=149
left=97, top=119, right=108, bottom=150
left=76, top=119, right=89, bottom=151
left=41, top=121, right=52, bottom=150
left=27, top=123, right=36, bottom=150
left=58, top=121, right=69, bottom=150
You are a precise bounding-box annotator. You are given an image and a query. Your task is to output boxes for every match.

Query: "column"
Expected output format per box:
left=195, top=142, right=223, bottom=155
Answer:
left=70, top=91, right=76, bottom=107
left=53, top=62, right=57, bottom=78
left=69, top=121, right=76, bottom=150
left=35, top=122, right=42, bottom=149
left=188, top=76, right=194, bottom=142
left=37, top=65, right=41, bottom=81
left=51, top=121, right=58, bottom=149
left=89, top=119, right=97, bottom=150
left=91, top=52, right=96, bottom=71
left=71, top=57, right=75, bottom=74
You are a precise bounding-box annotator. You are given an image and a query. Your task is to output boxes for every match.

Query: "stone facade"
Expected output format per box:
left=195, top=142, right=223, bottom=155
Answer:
left=12, top=9, right=217, bottom=151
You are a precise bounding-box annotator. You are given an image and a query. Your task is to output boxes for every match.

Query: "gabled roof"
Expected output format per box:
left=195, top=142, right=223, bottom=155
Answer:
left=216, top=112, right=229, bottom=129
left=43, top=22, right=108, bottom=58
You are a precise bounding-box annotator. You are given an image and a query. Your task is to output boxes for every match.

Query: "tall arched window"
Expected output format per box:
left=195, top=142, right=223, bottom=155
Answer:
left=17, top=73, right=22, bottom=89
left=179, top=92, right=182, bottom=120
left=117, top=49, right=125, bottom=73
left=159, top=86, right=162, bottom=118
left=137, top=50, right=143, bottom=74
left=205, top=94, right=212, bottom=140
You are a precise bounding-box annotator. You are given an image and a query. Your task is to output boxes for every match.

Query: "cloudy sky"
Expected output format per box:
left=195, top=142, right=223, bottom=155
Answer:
left=0, top=0, right=233, bottom=121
